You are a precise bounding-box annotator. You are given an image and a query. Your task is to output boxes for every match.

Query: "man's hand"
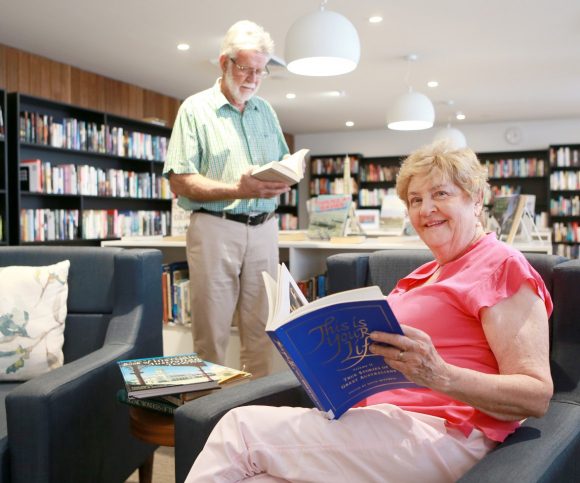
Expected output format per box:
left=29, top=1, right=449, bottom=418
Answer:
left=237, top=168, right=290, bottom=199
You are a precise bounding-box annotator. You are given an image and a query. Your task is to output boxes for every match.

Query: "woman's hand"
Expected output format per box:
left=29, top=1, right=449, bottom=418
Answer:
left=369, top=325, right=451, bottom=390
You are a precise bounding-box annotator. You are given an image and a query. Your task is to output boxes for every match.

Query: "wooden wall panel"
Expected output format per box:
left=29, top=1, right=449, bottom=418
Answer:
left=0, top=43, right=180, bottom=125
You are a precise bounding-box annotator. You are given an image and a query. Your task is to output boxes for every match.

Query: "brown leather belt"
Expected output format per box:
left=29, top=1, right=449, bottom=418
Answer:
left=197, top=208, right=275, bottom=226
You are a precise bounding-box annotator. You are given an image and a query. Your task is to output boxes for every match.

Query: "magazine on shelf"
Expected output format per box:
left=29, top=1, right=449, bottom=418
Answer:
left=251, top=148, right=310, bottom=185
left=306, top=194, right=352, bottom=240
left=262, top=264, right=418, bottom=420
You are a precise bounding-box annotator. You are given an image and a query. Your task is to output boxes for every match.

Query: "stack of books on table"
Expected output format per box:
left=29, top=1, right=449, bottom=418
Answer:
left=116, top=353, right=252, bottom=415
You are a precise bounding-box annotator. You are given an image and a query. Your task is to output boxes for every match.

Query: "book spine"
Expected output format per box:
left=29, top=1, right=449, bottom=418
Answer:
left=117, top=389, right=176, bottom=415
left=267, top=332, right=328, bottom=416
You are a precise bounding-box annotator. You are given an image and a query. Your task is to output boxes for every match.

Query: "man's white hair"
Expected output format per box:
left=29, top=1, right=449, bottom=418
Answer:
left=220, top=20, right=274, bottom=58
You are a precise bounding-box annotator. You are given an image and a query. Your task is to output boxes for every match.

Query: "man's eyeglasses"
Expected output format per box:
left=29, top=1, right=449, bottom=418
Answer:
left=229, top=58, right=270, bottom=78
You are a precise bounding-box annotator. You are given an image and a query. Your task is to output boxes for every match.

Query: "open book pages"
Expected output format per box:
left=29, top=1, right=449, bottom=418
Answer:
left=251, top=148, right=310, bottom=185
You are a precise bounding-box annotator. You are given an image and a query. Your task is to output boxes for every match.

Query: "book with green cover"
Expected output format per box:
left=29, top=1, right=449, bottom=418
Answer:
left=116, top=388, right=177, bottom=415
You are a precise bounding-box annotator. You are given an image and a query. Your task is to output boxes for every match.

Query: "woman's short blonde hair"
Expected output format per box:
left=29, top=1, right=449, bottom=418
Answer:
left=396, top=141, right=489, bottom=206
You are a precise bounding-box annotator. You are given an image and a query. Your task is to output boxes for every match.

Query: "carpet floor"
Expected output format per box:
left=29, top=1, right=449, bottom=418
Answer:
left=125, top=446, right=175, bottom=483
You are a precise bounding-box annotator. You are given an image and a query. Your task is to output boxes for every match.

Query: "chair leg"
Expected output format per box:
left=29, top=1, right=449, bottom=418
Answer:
left=138, top=452, right=154, bottom=483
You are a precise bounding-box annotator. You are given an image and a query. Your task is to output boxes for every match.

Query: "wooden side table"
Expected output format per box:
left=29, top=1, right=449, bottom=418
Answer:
left=129, top=407, right=175, bottom=483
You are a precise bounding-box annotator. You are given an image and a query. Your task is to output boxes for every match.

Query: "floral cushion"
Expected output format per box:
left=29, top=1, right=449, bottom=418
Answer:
left=0, top=260, right=70, bottom=380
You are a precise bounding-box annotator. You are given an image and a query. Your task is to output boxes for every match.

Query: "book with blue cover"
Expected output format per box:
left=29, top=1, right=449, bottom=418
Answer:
left=263, top=264, right=418, bottom=420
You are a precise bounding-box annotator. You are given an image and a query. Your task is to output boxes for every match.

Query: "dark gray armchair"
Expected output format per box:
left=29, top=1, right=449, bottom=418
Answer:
left=0, top=246, right=163, bottom=483
left=174, top=249, right=580, bottom=483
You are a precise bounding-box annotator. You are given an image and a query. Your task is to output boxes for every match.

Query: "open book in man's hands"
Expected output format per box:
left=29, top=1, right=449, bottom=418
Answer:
left=251, top=148, right=310, bottom=185
left=262, top=264, right=418, bottom=419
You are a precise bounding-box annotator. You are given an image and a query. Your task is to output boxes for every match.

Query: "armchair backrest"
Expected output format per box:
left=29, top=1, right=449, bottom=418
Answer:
left=0, top=246, right=163, bottom=363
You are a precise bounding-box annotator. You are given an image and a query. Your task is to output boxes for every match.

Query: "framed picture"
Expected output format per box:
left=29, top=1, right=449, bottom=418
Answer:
left=355, top=209, right=380, bottom=230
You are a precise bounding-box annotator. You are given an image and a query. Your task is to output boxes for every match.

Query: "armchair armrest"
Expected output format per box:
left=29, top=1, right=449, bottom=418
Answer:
left=5, top=343, right=152, bottom=483
left=458, top=401, right=580, bottom=482
left=174, top=371, right=310, bottom=483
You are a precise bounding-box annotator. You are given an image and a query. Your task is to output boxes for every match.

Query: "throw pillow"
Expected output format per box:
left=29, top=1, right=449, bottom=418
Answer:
left=0, top=260, right=70, bottom=380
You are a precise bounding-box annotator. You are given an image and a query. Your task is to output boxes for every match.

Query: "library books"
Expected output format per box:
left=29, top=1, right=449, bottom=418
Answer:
left=262, top=264, right=417, bottom=419
left=251, top=149, right=310, bottom=185
left=117, top=353, right=220, bottom=399
left=306, top=194, right=352, bottom=240
left=491, top=194, right=529, bottom=244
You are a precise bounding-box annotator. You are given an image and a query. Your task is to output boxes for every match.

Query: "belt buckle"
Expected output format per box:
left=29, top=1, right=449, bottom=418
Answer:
left=247, top=213, right=260, bottom=226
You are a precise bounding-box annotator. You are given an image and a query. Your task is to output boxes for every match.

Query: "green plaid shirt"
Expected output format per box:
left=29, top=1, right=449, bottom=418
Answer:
left=163, top=79, right=289, bottom=214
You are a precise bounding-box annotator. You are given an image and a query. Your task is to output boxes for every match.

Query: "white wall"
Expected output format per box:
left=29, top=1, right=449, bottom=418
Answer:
left=293, top=118, right=580, bottom=227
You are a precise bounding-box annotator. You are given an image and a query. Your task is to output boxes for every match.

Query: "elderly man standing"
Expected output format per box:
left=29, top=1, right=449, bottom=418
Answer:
left=163, top=20, right=291, bottom=378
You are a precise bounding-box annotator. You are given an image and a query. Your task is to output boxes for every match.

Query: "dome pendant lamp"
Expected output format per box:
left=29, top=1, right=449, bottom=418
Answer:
left=387, top=54, right=435, bottom=131
left=433, top=124, right=467, bottom=148
left=285, top=0, right=360, bottom=76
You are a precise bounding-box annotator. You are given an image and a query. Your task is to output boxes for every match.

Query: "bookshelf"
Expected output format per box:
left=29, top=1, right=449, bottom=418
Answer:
left=7, top=93, right=173, bottom=245
left=277, top=188, right=299, bottom=230
left=0, top=89, right=6, bottom=245
left=478, top=150, right=549, bottom=226
left=358, top=155, right=403, bottom=209
left=309, top=153, right=361, bottom=200
left=549, top=144, right=580, bottom=258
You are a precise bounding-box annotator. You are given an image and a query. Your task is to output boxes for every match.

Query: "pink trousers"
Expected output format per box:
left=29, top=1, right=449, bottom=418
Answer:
left=185, top=403, right=497, bottom=483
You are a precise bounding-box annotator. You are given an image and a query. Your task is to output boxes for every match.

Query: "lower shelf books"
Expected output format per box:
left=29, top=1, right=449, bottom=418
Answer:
left=263, top=264, right=418, bottom=420
left=117, top=388, right=178, bottom=415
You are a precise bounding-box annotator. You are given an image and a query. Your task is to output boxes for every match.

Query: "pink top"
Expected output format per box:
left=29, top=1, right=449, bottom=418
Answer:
left=355, top=233, right=553, bottom=442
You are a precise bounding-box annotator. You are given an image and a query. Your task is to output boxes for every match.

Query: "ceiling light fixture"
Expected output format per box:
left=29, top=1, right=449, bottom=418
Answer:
left=177, top=43, right=190, bottom=51
left=369, top=16, right=383, bottom=24
left=427, top=80, right=439, bottom=88
left=387, top=54, right=435, bottom=131
left=345, top=121, right=354, bottom=127
left=286, top=93, right=297, bottom=99
left=456, top=112, right=466, bottom=120
left=285, top=0, right=360, bottom=76
left=433, top=125, right=467, bottom=148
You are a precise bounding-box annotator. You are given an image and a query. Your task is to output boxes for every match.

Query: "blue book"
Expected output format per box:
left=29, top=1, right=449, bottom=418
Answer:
left=263, top=264, right=418, bottom=419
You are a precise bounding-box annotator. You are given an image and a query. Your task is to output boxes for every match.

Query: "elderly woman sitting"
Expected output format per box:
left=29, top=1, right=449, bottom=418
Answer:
left=185, top=141, right=554, bottom=483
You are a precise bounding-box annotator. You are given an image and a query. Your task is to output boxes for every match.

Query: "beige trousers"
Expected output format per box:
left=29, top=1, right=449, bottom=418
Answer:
left=186, top=212, right=278, bottom=378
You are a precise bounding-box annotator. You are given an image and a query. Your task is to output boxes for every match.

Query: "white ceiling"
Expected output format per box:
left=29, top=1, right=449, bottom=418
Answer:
left=0, top=0, right=579, bottom=135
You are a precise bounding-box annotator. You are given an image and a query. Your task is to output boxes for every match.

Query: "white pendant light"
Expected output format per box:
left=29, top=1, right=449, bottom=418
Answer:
left=387, top=88, right=435, bottom=131
left=387, top=55, right=435, bottom=131
left=433, top=125, right=467, bottom=148
left=285, top=1, right=360, bottom=77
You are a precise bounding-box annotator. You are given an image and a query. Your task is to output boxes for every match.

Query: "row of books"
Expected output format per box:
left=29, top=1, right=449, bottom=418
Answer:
left=162, top=261, right=190, bottom=325
left=117, top=353, right=252, bottom=415
left=553, top=221, right=580, bottom=244
left=310, top=178, right=358, bottom=196
left=550, top=147, right=580, bottom=168
left=20, top=159, right=172, bottom=199
left=358, top=187, right=393, bottom=207
left=550, top=196, right=580, bottom=217
left=19, top=111, right=168, bottom=161
left=81, top=209, right=170, bottom=239
left=553, top=243, right=580, bottom=259
left=296, top=273, right=327, bottom=301
left=358, top=164, right=399, bottom=182
left=19, top=208, right=171, bottom=242
left=550, top=170, right=580, bottom=191
left=277, top=213, right=298, bottom=231
left=483, top=157, right=546, bottom=178
left=20, top=209, right=79, bottom=242
left=310, top=156, right=359, bottom=176
left=278, top=188, right=298, bottom=207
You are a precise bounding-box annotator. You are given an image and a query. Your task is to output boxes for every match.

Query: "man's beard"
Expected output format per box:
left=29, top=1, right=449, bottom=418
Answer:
left=223, top=71, right=260, bottom=105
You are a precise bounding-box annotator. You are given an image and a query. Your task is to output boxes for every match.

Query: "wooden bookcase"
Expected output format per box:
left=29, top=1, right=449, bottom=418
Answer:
left=0, top=89, right=6, bottom=245
left=358, top=155, right=404, bottom=209
left=7, top=93, right=173, bottom=245
left=548, top=144, right=580, bottom=258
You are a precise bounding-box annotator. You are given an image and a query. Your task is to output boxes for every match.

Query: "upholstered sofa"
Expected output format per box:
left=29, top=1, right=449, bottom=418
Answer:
left=174, top=249, right=580, bottom=483
left=0, top=246, right=163, bottom=483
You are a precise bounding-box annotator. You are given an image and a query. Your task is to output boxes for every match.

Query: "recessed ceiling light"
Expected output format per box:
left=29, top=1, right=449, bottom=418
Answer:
left=286, top=93, right=297, bottom=99
left=177, top=43, right=190, bottom=51
left=327, top=90, right=345, bottom=97
left=427, top=80, right=439, bottom=88
left=345, top=121, right=355, bottom=127
left=369, top=16, right=383, bottom=24
left=456, top=112, right=466, bottom=120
